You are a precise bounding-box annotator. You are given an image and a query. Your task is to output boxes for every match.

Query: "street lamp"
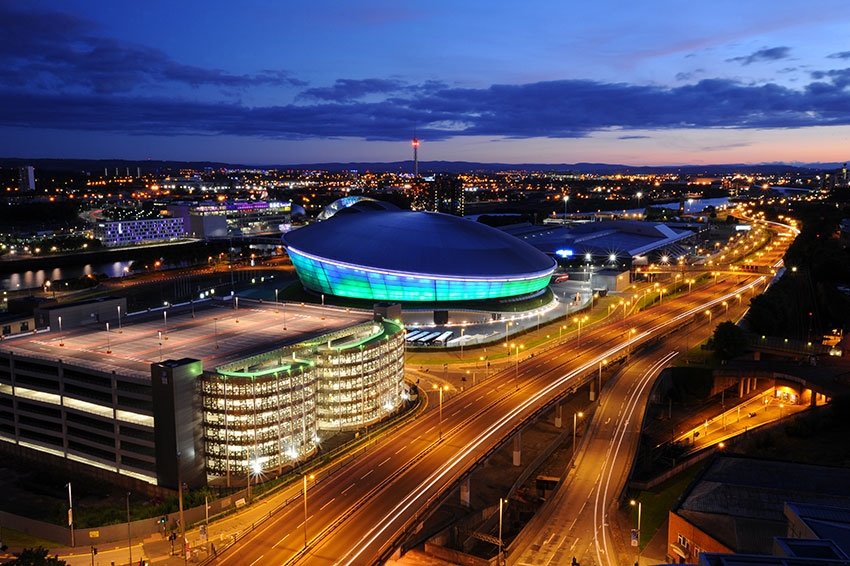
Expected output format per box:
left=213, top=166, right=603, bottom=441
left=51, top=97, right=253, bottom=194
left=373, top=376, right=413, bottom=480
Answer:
left=705, top=309, right=712, bottom=326
left=117, top=305, right=122, bottom=333
left=598, top=359, right=607, bottom=395
left=573, top=411, right=584, bottom=456
left=722, top=300, right=728, bottom=317
left=630, top=499, right=642, bottom=565
left=303, top=473, right=315, bottom=548
left=509, top=343, right=524, bottom=390
left=498, top=497, right=508, bottom=566
left=58, top=315, right=64, bottom=347
left=432, top=384, right=449, bottom=439
left=575, top=316, right=587, bottom=348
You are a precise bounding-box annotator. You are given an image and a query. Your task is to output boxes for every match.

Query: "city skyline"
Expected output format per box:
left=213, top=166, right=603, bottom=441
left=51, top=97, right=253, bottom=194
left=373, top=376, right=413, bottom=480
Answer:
left=2, top=0, right=850, bottom=165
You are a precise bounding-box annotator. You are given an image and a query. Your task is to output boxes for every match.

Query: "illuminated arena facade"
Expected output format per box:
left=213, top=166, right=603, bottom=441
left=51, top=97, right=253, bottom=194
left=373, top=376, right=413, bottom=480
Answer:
left=284, top=209, right=557, bottom=302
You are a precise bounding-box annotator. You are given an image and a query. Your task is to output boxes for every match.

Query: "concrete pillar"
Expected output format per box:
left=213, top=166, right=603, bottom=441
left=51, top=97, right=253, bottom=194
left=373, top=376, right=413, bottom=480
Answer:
left=590, top=379, right=597, bottom=402
left=554, top=403, right=563, bottom=428
left=513, top=431, right=521, bottom=467
left=739, top=379, right=745, bottom=398
left=460, top=477, right=471, bottom=507
left=810, top=390, right=817, bottom=408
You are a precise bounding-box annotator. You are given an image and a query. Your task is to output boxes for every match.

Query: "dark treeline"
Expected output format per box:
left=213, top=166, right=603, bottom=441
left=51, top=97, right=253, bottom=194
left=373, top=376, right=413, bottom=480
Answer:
left=746, top=200, right=850, bottom=340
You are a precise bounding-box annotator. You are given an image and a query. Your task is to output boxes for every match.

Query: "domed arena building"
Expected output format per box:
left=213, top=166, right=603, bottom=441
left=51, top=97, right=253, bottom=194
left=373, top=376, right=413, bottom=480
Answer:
left=283, top=208, right=557, bottom=303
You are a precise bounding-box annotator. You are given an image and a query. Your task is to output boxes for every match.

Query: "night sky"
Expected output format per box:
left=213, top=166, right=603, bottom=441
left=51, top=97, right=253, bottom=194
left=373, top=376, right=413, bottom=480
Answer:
left=2, top=0, right=850, bottom=165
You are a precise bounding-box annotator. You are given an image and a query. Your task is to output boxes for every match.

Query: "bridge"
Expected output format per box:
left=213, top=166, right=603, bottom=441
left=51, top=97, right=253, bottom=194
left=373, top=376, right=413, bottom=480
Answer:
left=634, top=263, right=776, bottom=276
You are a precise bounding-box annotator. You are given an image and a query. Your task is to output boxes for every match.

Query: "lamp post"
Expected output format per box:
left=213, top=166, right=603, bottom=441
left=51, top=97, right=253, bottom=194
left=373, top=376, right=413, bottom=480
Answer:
left=630, top=499, right=642, bottom=565
left=126, top=492, right=132, bottom=566
left=117, top=305, right=122, bottom=333
left=303, top=473, right=315, bottom=548
left=706, top=309, right=712, bottom=326
left=575, top=316, right=587, bottom=348
left=432, top=384, right=449, bottom=439
left=498, top=497, right=507, bottom=566
left=67, top=482, right=74, bottom=547
left=573, top=411, right=584, bottom=456
left=58, top=315, right=64, bottom=347
left=105, top=322, right=111, bottom=354
left=598, top=359, right=607, bottom=395
left=626, top=328, right=637, bottom=360
left=722, top=300, right=728, bottom=317
left=510, top=344, right=524, bottom=391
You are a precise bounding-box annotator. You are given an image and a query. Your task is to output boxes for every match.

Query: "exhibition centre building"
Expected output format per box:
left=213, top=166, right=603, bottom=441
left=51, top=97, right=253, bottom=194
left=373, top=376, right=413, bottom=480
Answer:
left=284, top=209, right=558, bottom=303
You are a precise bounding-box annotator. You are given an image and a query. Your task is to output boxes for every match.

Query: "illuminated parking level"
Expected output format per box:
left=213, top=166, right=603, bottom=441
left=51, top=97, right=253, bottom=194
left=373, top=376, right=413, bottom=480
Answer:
left=0, top=299, right=405, bottom=490
left=201, top=319, right=405, bottom=481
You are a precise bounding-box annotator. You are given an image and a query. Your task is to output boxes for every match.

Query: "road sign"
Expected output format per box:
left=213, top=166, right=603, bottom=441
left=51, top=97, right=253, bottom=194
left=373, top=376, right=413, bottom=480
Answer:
left=89, top=531, right=99, bottom=538
left=631, top=529, right=639, bottom=547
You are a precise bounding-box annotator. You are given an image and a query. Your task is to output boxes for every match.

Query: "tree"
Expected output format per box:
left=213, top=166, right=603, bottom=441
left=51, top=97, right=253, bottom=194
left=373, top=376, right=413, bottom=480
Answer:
left=712, top=321, right=747, bottom=361
left=6, top=547, right=67, bottom=566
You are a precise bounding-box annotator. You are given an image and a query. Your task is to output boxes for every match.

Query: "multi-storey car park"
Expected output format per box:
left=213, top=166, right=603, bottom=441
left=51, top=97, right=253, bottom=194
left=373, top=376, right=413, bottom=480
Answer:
left=0, top=297, right=405, bottom=493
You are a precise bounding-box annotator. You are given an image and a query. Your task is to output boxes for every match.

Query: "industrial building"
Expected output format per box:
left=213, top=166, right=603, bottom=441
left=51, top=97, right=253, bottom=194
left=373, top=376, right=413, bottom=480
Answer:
left=503, top=219, right=697, bottom=265
left=284, top=208, right=557, bottom=303
left=668, top=455, right=850, bottom=564
left=0, top=298, right=405, bottom=492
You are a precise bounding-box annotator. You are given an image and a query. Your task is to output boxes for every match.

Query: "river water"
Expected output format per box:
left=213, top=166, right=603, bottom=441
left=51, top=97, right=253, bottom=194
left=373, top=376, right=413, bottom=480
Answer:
left=1, top=260, right=134, bottom=291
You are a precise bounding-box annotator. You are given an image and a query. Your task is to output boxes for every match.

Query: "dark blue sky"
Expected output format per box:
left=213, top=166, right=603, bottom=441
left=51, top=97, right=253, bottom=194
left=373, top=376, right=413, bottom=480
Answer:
left=2, top=0, right=850, bottom=165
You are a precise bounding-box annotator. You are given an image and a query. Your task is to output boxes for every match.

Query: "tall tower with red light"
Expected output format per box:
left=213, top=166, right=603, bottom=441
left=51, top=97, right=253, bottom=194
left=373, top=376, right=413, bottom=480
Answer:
left=412, top=137, right=419, bottom=178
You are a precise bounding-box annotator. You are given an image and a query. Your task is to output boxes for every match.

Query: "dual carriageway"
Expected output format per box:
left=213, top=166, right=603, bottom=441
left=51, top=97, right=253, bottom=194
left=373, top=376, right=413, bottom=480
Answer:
left=205, top=215, right=793, bottom=566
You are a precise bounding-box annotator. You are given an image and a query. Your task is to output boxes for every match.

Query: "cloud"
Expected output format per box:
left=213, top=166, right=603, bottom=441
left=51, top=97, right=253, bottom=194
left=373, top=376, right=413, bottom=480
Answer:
left=727, top=46, right=791, bottom=65
left=828, top=51, right=850, bottom=59
left=2, top=3, right=850, bottom=144
left=0, top=1, right=304, bottom=94
left=618, top=135, right=650, bottom=140
left=810, top=68, right=850, bottom=89
left=300, top=79, right=407, bottom=102
left=3, top=73, right=850, bottom=142
left=675, top=69, right=705, bottom=81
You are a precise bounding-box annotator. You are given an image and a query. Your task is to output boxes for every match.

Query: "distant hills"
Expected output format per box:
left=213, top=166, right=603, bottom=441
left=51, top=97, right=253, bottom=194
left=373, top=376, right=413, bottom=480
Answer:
left=0, top=157, right=846, bottom=175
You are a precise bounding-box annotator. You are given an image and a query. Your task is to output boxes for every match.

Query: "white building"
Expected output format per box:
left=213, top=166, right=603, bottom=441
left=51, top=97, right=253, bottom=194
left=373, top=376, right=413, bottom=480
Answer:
left=94, top=218, right=186, bottom=247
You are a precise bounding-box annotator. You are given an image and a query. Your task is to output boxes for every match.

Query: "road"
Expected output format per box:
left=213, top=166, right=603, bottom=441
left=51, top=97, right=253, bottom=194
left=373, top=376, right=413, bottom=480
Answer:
left=200, top=216, right=793, bottom=566
left=202, top=275, right=764, bottom=566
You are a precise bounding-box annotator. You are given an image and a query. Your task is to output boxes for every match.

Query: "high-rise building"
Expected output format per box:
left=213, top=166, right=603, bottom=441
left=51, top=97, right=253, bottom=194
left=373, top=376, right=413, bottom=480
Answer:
left=18, top=166, right=35, bottom=191
left=430, top=173, right=465, bottom=216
